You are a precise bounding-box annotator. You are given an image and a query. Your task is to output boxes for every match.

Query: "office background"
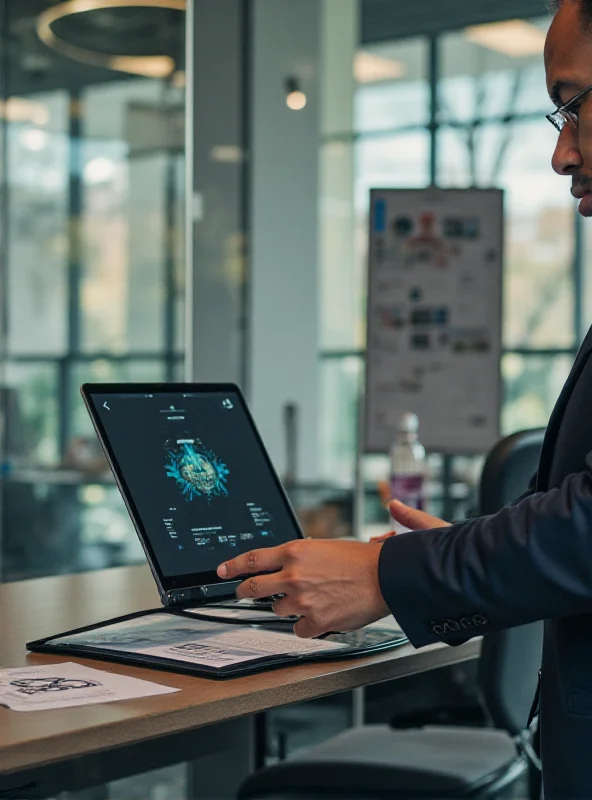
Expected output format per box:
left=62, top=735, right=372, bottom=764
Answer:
left=0, top=0, right=580, bottom=568
left=0, top=2, right=571, bottom=797
left=0, top=0, right=582, bottom=582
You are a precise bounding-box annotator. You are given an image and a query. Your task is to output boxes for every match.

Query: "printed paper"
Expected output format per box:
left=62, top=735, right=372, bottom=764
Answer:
left=0, top=661, right=178, bottom=712
left=366, top=189, right=503, bottom=453
left=52, top=614, right=346, bottom=669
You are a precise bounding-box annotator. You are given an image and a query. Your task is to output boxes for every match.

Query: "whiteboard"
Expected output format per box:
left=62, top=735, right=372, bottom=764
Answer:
left=364, top=188, right=503, bottom=454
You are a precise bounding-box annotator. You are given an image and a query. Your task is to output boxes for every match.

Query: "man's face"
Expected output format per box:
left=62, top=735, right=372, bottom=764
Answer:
left=546, top=0, right=592, bottom=216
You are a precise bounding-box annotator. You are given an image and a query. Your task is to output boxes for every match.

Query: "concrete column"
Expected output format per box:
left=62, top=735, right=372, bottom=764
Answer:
left=186, top=0, right=247, bottom=385
left=249, top=0, right=322, bottom=481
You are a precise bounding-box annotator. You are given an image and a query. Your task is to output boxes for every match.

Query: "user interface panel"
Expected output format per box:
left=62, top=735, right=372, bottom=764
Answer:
left=88, top=389, right=301, bottom=579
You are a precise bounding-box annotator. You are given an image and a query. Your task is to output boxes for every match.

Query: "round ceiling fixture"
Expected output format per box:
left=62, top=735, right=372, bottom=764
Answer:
left=37, top=0, right=186, bottom=79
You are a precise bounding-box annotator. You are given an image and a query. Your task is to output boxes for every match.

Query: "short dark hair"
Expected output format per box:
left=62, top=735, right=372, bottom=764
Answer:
left=549, top=0, right=592, bottom=24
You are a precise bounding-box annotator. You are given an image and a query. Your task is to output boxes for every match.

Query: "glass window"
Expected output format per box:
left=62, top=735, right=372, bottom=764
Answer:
left=498, top=119, right=575, bottom=350
left=1, top=1, right=185, bottom=583
left=439, top=18, right=551, bottom=124
left=320, top=356, right=363, bottom=484
left=322, top=11, right=574, bottom=489
left=81, top=128, right=130, bottom=353
left=355, top=130, right=431, bottom=204
left=3, top=363, right=59, bottom=465
left=81, top=81, right=185, bottom=354
left=439, top=120, right=575, bottom=349
left=320, top=140, right=357, bottom=351
left=7, top=93, right=69, bottom=356
left=355, top=38, right=428, bottom=133
left=502, top=353, right=573, bottom=434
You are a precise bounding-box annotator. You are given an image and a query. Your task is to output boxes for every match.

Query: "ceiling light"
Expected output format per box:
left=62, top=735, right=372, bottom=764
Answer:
left=0, top=98, right=50, bottom=126
left=20, top=129, right=48, bottom=151
left=171, top=70, right=186, bottom=88
left=83, top=156, right=118, bottom=184
left=354, top=52, right=406, bottom=83
left=109, top=55, right=175, bottom=78
left=210, top=145, right=244, bottom=163
left=465, top=20, right=546, bottom=58
left=37, top=0, right=185, bottom=78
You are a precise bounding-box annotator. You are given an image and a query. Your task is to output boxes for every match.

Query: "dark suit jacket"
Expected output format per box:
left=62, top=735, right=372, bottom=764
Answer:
left=379, top=327, right=592, bottom=800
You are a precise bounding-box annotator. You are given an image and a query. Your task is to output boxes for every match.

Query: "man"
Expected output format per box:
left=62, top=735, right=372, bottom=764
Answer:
left=218, top=1, right=592, bottom=795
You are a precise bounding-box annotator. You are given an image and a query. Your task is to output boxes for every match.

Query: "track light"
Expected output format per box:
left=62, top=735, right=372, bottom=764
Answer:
left=285, top=77, right=307, bottom=111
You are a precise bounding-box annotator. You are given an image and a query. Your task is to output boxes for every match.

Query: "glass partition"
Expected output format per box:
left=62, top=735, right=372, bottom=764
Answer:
left=0, top=1, right=185, bottom=581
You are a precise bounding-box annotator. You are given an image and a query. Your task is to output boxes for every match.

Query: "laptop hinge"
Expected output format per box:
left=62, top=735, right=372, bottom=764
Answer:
left=165, top=581, right=242, bottom=607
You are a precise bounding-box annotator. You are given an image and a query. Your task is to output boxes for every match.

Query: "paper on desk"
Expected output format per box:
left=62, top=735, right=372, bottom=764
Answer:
left=52, top=613, right=347, bottom=669
left=0, top=662, right=179, bottom=712
left=184, top=606, right=298, bottom=623
left=147, top=628, right=346, bottom=668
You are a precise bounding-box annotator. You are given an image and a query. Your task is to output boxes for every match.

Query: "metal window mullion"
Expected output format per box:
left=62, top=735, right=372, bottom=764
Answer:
left=163, top=149, right=177, bottom=383
left=318, top=347, right=579, bottom=360
left=428, top=34, right=439, bottom=186
left=6, top=352, right=185, bottom=364
left=61, top=90, right=84, bottom=457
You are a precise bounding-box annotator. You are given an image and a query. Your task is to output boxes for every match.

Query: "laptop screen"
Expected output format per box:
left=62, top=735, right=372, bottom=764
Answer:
left=84, top=385, right=302, bottom=589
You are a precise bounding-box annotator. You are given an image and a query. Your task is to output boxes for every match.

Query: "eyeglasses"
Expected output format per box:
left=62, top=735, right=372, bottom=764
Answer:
left=547, top=85, right=592, bottom=131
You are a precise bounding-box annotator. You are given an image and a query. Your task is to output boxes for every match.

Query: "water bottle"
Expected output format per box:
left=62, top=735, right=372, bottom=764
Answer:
left=389, top=412, right=426, bottom=533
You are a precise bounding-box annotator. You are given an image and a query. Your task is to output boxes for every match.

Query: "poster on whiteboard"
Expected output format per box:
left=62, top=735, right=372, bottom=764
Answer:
left=364, top=188, right=503, bottom=455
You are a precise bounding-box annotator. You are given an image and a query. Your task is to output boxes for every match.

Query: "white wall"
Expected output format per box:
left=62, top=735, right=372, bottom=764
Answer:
left=249, top=0, right=322, bottom=481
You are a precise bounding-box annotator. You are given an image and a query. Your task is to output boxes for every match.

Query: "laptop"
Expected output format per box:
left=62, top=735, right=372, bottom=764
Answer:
left=80, top=382, right=303, bottom=609
left=26, top=382, right=407, bottom=677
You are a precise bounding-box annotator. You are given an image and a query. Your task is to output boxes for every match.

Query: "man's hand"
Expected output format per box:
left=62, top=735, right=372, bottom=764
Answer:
left=370, top=499, right=451, bottom=542
left=217, top=540, right=390, bottom=638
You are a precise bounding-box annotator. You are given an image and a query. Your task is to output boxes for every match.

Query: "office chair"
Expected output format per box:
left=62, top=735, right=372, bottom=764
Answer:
left=239, top=429, right=545, bottom=800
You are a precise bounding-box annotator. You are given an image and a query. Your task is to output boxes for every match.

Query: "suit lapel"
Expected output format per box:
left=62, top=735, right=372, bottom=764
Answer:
left=537, top=330, right=592, bottom=490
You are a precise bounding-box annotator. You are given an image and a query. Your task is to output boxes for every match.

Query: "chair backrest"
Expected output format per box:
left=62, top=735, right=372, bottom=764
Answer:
left=476, top=428, right=546, bottom=737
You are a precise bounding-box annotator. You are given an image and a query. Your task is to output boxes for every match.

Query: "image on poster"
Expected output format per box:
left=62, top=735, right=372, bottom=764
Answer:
left=364, top=188, right=502, bottom=454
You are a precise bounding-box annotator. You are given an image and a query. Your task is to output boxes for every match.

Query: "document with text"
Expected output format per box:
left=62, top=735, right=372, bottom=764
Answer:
left=52, top=614, right=347, bottom=669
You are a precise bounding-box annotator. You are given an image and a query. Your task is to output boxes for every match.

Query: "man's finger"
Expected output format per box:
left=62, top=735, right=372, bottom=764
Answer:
left=389, top=499, right=449, bottom=531
left=217, top=546, right=285, bottom=580
left=271, top=596, right=296, bottom=618
left=235, top=573, right=287, bottom=600
left=293, top=616, right=322, bottom=639
left=370, top=532, right=397, bottom=542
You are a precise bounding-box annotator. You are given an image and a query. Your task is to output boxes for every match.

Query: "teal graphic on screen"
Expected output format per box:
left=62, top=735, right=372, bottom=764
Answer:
left=90, top=391, right=300, bottom=577
left=164, top=437, right=230, bottom=501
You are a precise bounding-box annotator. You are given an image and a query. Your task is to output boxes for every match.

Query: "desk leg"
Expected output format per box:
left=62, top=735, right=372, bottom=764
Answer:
left=187, top=716, right=255, bottom=800
left=352, top=687, right=366, bottom=727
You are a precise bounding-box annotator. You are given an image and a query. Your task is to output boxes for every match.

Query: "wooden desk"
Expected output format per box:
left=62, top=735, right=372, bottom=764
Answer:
left=0, top=566, right=480, bottom=798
